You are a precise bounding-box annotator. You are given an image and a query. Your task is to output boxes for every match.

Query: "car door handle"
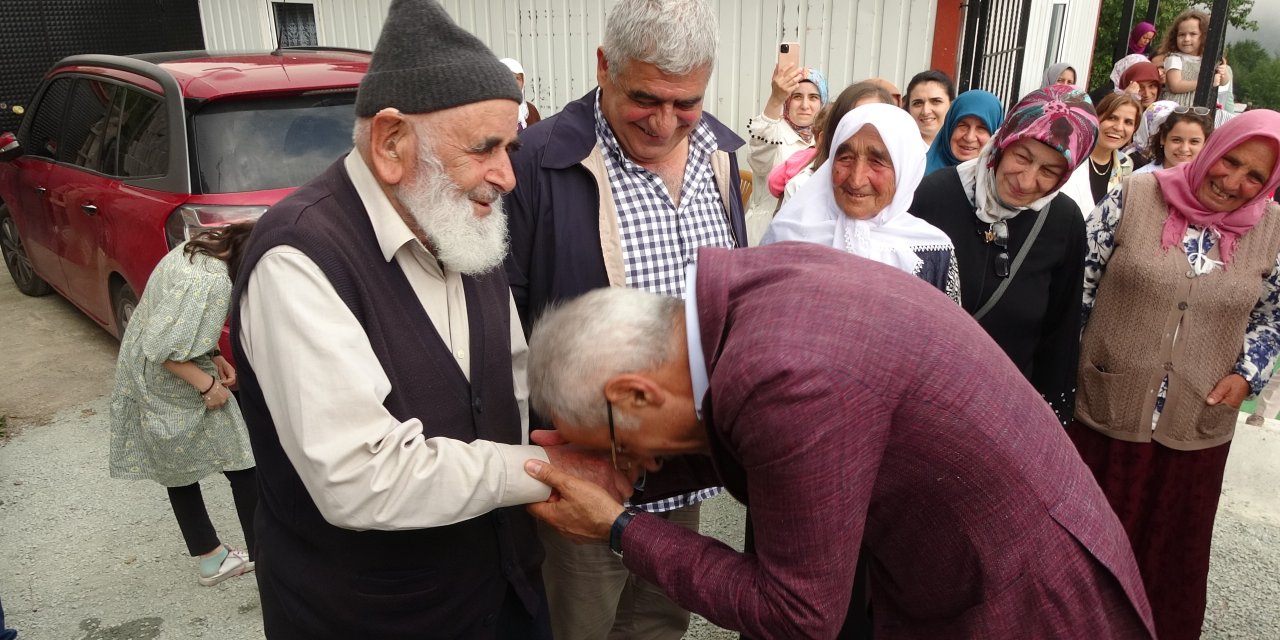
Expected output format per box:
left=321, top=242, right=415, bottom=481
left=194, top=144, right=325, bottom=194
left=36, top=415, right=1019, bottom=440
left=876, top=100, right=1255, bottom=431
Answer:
left=34, top=186, right=46, bottom=194
left=80, top=203, right=98, bottom=216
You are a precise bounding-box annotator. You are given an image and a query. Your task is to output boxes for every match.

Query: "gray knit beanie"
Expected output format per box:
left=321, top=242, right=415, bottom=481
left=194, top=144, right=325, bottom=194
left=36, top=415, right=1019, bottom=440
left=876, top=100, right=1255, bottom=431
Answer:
left=355, top=0, right=522, bottom=117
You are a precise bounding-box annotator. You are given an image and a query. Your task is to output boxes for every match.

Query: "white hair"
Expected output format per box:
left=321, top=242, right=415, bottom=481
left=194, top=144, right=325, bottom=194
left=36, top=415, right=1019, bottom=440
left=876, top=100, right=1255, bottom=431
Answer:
left=528, top=287, right=684, bottom=430
left=602, top=0, right=718, bottom=82
left=351, top=116, right=507, bottom=274
left=352, top=117, right=371, bottom=153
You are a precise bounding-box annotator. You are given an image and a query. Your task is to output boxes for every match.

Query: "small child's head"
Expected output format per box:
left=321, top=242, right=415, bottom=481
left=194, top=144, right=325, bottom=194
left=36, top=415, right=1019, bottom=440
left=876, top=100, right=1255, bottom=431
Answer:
left=811, top=103, right=834, bottom=142
left=1160, top=10, right=1209, bottom=57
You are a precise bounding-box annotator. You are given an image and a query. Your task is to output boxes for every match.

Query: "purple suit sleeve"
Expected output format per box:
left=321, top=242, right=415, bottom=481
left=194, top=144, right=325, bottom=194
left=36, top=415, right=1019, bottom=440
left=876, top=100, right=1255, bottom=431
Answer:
left=621, top=368, right=892, bottom=638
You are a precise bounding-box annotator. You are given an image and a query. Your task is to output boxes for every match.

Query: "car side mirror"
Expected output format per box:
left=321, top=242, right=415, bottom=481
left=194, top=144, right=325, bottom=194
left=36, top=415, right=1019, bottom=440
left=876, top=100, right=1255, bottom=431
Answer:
left=0, top=132, right=23, bottom=162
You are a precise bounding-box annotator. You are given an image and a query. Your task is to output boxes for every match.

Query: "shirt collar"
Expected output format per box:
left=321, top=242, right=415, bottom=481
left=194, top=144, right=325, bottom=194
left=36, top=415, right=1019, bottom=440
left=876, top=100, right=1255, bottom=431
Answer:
left=344, top=151, right=426, bottom=263
left=684, top=263, right=710, bottom=419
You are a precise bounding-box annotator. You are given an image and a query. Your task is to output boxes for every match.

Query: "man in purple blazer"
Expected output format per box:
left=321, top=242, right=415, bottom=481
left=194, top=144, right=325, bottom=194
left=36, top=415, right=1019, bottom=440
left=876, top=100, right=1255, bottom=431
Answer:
left=521, top=243, right=1156, bottom=639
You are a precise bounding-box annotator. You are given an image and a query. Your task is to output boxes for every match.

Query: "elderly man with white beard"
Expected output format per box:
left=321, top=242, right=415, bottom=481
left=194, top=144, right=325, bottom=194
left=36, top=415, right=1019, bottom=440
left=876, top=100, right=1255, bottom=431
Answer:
left=229, top=1, right=629, bottom=637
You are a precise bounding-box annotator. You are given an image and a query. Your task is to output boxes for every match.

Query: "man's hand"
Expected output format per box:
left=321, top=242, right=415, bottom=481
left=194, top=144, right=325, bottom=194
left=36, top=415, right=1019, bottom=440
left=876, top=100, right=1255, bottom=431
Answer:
left=525, top=460, right=626, bottom=544
left=1206, top=373, right=1249, bottom=408
left=538, top=435, right=637, bottom=503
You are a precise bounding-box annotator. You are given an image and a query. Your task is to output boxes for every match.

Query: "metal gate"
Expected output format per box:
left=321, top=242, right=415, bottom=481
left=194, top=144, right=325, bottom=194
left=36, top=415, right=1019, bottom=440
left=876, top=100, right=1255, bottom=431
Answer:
left=957, top=0, right=1034, bottom=108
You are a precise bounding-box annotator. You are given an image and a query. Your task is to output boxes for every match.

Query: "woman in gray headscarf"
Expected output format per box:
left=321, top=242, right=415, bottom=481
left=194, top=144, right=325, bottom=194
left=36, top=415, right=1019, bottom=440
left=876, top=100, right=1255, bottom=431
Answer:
left=1043, top=63, right=1078, bottom=87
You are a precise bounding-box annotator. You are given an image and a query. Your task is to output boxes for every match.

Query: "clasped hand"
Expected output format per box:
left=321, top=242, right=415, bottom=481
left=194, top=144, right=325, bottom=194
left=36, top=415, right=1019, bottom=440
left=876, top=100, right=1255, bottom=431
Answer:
left=526, top=429, right=638, bottom=543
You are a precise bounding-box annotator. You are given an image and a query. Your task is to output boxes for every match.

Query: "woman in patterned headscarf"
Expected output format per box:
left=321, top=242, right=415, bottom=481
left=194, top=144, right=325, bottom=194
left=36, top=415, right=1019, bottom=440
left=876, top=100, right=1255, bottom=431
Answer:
left=910, top=85, right=1099, bottom=425
left=1071, top=109, right=1280, bottom=640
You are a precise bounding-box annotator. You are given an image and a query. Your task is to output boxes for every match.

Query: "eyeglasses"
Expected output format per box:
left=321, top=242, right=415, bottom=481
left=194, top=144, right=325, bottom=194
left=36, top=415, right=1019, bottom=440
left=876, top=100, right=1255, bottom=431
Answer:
left=1173, top=105, right=1211, bottom=117
left=984, top=220, right=1010, bottom=278
left=606, top=399, right=626, bottom=471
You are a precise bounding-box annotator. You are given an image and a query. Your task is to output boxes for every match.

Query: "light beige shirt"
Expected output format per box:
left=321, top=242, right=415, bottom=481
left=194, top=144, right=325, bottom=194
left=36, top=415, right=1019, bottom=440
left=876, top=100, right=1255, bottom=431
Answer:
left=237, top=151, right=550, bottom=531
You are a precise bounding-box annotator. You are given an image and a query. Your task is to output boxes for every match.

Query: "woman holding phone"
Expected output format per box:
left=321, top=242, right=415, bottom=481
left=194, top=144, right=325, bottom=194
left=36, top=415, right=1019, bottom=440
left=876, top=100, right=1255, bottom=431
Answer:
left=744, top=42, right=828, bottom=245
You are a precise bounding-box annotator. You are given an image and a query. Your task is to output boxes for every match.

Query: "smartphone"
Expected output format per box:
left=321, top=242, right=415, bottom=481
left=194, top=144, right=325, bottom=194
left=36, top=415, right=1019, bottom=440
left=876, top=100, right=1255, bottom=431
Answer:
left=778, top=42, right=800, bottom=70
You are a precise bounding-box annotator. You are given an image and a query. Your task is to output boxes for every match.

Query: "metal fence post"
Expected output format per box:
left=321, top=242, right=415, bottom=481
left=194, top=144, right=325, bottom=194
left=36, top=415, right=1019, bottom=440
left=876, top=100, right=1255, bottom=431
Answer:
left=1194, top=0, right=1231, bottom=116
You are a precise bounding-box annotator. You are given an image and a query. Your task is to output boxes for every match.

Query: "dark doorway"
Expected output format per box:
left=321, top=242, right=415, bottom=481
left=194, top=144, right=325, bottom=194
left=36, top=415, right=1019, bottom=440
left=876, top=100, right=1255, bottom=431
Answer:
left=0, top=0, right=203, bottom=137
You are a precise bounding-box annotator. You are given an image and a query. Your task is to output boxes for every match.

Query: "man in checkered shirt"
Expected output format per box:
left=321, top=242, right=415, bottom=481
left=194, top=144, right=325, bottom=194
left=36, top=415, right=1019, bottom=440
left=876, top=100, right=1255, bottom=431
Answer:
left=502, top=0, right=747, bottom=637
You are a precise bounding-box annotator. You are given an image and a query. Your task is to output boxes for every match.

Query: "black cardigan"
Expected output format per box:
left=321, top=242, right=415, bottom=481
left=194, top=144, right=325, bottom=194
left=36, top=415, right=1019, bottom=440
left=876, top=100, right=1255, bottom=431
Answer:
left=909, top=166, right=1086, bottom=425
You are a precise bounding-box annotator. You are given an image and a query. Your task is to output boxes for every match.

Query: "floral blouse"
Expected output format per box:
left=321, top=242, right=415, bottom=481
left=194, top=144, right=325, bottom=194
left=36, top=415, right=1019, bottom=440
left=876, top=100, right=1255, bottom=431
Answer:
left=1082, top=188, right=1280, bottom=412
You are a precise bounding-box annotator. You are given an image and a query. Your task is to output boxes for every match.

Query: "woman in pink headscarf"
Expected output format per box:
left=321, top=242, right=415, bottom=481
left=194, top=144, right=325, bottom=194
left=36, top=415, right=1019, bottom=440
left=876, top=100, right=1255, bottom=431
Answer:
left=1071, top=109, right=1280, bottom=640
left=1128, top=21, right=1158, bottom=55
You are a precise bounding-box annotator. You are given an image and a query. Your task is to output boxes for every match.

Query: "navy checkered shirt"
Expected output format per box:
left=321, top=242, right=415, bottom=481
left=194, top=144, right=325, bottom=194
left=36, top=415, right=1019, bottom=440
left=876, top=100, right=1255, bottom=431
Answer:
left=594, top=90, right=730, bottom=512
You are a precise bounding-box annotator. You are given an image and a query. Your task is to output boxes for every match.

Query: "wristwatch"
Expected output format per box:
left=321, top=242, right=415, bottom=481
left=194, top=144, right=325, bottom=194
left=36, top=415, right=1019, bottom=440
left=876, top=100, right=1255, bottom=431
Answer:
left=609, top=509, right=639, bottom=558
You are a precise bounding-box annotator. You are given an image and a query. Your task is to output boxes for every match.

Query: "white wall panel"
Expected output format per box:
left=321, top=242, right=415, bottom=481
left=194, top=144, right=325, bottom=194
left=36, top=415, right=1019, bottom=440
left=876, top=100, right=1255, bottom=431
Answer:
left=1017, top=0, right=1102, bottom=101
left=199, top=0, right=939, bottom=141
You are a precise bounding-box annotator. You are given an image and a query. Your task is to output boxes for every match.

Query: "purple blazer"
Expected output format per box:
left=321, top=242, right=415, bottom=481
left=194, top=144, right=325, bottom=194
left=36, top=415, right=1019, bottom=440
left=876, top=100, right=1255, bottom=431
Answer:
left=621, top=243, right=1156, bottom=639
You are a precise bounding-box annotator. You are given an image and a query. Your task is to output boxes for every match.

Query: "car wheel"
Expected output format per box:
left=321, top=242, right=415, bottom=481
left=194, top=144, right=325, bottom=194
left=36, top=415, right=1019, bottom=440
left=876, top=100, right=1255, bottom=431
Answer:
left=0, top=205, right=53, bottom=297
left=112, top=283, right=138, bottom=339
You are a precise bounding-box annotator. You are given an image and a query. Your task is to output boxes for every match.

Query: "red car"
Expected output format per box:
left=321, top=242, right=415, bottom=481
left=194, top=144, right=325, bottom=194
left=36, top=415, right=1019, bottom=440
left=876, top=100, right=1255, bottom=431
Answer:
left=0, top=49, right=369, bottom=340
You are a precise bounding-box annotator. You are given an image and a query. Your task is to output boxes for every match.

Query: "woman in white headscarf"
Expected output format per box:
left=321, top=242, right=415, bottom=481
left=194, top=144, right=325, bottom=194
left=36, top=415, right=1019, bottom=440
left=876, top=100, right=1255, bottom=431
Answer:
left=763, top=103, right=960, bottom=303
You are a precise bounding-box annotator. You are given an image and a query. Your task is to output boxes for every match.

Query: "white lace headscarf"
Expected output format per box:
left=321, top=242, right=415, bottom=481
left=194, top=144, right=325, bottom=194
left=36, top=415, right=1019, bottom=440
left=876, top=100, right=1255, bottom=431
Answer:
left=763, top=104, right=954, bottom=274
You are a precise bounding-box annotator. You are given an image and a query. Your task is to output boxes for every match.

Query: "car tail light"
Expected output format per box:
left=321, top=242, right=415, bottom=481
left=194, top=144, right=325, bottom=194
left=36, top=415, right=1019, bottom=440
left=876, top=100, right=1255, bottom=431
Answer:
left=165, top=204, right=268, bottom=249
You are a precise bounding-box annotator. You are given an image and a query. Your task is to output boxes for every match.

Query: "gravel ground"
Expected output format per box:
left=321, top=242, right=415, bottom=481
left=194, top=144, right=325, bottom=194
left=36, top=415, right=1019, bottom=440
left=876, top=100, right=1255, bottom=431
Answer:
left=2, top=281, right=1277, bottom=639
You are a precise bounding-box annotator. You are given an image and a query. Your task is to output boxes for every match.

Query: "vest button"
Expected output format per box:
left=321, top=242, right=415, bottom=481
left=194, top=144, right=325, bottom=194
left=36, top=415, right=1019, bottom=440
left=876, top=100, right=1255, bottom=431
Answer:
left=1164, top=362, right=1174, bottom=371
left=1178, top=302, right=1188, bottom=310
left=472, top=397, right=483, bottom=413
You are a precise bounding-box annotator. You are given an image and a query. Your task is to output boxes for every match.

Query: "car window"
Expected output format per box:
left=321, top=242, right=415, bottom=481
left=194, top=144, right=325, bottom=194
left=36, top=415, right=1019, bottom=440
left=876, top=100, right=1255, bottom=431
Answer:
left=59, top=78, right=117, bottom=171
left=192, top=93, right=356, bottom=194
left=24, top=77, right=74, bottom=160
left=106, top=87, right=168, bottom=178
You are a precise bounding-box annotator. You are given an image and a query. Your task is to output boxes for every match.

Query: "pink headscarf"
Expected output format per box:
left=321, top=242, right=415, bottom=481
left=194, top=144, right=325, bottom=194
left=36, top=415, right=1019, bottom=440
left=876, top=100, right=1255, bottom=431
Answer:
left=1128, top=22, right=1157, bottom=55
left=1154, top=109, right=1280, bottom=265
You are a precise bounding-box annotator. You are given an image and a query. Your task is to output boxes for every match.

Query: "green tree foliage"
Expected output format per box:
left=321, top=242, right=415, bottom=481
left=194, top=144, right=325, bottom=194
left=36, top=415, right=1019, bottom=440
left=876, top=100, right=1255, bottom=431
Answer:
left=1087, top=0, right=1258, bottom=91
left=1228, top=39, right=1270, bottom=73
left=1223, top=39, right=1280, bottom=110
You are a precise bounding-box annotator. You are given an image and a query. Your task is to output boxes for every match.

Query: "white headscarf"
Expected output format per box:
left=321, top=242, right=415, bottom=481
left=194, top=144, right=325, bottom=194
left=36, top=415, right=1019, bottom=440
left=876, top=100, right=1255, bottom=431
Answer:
left=1110, top=54, right=1150, bottom=88
left=499, top=57, right=531, bottom=128
left=763, top=104, right=954, bottom=275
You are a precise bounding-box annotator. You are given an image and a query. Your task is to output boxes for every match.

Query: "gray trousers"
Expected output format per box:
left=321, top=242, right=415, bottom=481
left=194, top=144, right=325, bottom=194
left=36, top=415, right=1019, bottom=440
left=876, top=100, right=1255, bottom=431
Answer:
left=538, top=503, right=700, bottom=640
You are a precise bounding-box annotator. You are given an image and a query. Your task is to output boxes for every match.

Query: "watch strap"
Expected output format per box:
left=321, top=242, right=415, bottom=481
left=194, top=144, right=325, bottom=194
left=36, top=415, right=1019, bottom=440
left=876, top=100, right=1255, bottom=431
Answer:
left=609, top=509, right=638, bottom=557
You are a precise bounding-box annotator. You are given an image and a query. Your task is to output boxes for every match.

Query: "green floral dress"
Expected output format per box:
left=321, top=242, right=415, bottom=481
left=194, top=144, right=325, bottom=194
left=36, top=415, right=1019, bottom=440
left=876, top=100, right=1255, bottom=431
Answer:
left=109, top=245, right=254, bottom=487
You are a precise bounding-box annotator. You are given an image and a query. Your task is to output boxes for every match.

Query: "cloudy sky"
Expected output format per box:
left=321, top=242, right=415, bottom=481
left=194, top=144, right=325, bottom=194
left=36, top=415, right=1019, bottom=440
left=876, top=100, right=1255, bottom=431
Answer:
left=1228, top=2, right=1280, bottom=53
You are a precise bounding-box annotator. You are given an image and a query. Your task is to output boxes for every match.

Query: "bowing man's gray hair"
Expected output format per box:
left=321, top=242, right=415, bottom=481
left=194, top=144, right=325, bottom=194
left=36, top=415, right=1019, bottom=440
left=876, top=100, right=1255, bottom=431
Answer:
left=602, top=0, right=718, bottom=82
left=528, top=287, right=684, bottom=430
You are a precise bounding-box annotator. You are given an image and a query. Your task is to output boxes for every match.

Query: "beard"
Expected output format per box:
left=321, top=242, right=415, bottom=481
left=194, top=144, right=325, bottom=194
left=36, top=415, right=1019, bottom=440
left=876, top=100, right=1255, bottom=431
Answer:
left=393, top=140, right=509, bottom=276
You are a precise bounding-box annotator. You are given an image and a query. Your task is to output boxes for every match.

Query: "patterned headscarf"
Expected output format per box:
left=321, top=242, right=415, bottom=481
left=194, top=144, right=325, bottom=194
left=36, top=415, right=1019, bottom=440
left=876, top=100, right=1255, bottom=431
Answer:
left=784, top=69, right=829, bottom=143
left=990, top=85, right=1097, bottom=170
left=925, top=90, right=1004, bottom=175
left=956, top=85, right=1098, bottom=222
left=1110, top=54, right=1150, bottom=88
left=1132, top=100, right=1178, bottom=158
left=1154, top=109, right=1280, bottom=265
left=1129, top=22, right=1157, bottom=55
